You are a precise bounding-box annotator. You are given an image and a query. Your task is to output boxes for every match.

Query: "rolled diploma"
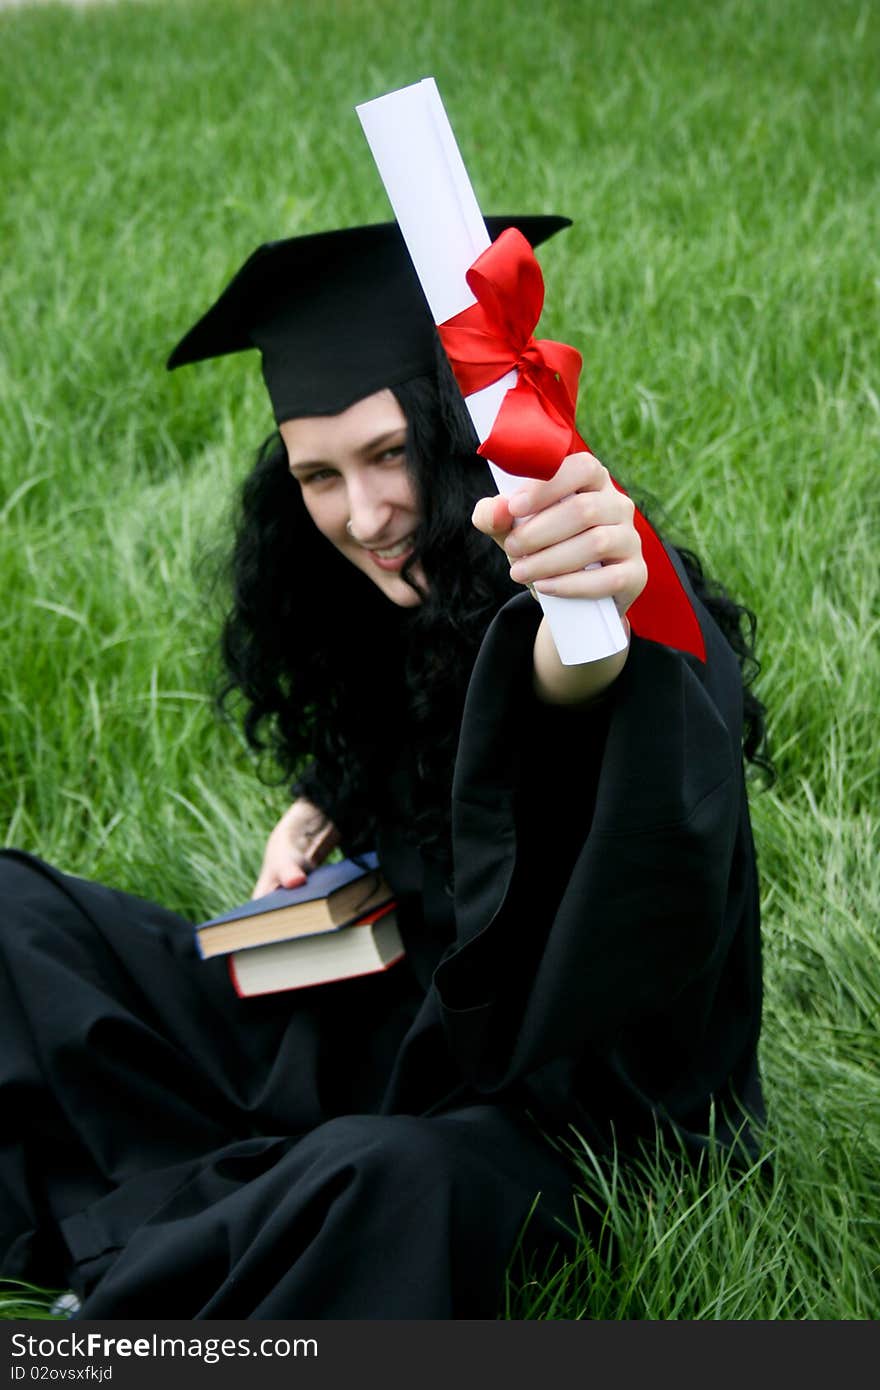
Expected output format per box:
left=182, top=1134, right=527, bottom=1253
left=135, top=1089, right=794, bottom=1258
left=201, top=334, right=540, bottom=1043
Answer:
left=356, top=77, right=627, bottom=665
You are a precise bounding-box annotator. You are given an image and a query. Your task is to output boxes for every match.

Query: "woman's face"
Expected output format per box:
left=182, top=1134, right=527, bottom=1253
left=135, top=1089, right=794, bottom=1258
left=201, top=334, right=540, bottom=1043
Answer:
left=280, top=389, right=424, bottom=608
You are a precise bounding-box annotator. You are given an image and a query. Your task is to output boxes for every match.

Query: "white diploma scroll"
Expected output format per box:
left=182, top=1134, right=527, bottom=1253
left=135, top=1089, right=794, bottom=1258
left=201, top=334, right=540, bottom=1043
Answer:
left=356, top=77, right=627, bottom=665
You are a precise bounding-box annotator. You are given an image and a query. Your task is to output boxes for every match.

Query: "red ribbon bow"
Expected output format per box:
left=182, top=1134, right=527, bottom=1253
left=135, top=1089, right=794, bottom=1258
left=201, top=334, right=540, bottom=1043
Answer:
left=438, top=226, right=706, bottom=662
left=438, top=227, right=580, bottom=480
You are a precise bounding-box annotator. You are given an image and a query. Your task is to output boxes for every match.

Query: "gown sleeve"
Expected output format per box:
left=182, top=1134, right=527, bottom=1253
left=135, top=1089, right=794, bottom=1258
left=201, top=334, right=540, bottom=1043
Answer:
left=433, top=552, right=764, bottom=1151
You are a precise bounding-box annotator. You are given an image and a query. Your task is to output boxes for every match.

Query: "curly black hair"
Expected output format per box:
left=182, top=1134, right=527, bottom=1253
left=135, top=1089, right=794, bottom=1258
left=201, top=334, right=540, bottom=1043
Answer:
left=217, top=351, right=772, bottom=860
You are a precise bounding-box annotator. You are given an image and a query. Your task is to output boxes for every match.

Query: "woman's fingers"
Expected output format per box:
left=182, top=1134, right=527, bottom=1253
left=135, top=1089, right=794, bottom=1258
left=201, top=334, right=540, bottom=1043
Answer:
left=506, top=451, right=608, bottom=518
left=505, top=486, right=633, bottom=559
left=252, top=859, right=308, bottom=899
left=472, top=449, right=646, bottom=615
left=471, top=493, right=514, bottom=545
left=513, top=522, right=646, bottom=612
left=302, top=820, right=341, bottom=869
left=535, top=553, right=648, bottom=609
left=252, top=798, right=335, bottom=898
left=279, top=863, right=310, bottom=888
left=254, top=864, right=308, bottom=897
left=508, top=522, right=638, bottom=584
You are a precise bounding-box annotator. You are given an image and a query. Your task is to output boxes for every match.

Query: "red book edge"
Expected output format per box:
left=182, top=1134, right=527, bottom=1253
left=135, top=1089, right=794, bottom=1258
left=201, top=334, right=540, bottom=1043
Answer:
left=227, top=900, right=401, bottom=998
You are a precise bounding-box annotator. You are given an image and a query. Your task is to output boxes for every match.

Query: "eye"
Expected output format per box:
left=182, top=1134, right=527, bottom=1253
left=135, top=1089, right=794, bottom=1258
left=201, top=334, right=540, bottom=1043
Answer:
left=293, top=467, right=339, bottom=486
left=375, top=444, right=407, bottom=464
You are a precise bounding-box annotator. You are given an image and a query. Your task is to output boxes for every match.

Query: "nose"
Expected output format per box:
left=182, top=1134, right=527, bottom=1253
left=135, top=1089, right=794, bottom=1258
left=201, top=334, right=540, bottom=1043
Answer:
left=345, top=471, right=394, bottom=544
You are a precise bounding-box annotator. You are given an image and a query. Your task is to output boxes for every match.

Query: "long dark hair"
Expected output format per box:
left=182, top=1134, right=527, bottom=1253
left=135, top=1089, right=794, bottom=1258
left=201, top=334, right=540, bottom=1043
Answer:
left=217, top=355, right=771, bottom=858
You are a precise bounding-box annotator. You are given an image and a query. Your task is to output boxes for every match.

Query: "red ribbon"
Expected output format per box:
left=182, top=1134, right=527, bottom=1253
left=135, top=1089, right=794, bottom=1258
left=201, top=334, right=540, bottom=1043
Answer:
left=438, top=228, right=580, bottom=481
left=438, top=227, right=705, bottom=661
left=583, top=429, right=706, bottom=664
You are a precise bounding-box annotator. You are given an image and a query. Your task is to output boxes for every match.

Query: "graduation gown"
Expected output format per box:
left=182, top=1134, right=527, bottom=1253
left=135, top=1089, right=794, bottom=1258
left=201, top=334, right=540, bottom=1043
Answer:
left=0, top=573, right=763, bottom=1318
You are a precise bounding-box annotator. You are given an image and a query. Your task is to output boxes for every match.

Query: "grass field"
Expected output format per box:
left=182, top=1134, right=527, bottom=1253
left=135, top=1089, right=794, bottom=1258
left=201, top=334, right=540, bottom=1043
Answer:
left=1, top=0, right=878, bottom=1320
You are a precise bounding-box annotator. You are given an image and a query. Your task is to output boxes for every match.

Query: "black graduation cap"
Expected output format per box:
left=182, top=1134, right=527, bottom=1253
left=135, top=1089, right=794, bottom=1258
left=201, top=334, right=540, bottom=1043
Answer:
left=166, top=216, right=571, bottom=422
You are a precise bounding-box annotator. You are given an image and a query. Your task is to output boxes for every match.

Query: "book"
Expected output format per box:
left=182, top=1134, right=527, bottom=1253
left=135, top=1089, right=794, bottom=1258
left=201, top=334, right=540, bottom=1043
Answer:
left=228, top=903, right=405, bottom=997
left=195, top=852, right=394, bottom=960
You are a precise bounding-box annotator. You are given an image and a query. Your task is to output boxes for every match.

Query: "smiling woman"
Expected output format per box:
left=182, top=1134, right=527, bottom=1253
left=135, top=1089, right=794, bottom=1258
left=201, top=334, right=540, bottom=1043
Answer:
left=0, top=215, right=770, bottom=1319
left=281, top=390, right=425, bottom=608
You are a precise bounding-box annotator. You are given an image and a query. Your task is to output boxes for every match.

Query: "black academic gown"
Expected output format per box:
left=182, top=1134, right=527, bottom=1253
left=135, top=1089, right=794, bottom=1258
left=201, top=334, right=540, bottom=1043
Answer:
left=0, top=571, right=763, bottom=1318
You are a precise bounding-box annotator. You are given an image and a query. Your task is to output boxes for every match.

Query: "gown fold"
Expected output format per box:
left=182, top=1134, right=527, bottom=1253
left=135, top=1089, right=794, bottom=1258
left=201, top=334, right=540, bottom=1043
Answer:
left=0, top=563, right=763, bottom=1317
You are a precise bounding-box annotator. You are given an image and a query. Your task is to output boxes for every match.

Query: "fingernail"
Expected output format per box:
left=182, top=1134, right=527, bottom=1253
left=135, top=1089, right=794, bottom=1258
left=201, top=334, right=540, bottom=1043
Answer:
left=508, top=490, right=532, bottom=515
left=492, top=496, right=510, bottom=530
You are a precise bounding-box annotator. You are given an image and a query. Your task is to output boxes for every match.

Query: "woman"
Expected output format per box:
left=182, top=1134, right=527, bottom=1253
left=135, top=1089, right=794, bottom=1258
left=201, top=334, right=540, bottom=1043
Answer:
left=0, top=216, right=767, bottom=1318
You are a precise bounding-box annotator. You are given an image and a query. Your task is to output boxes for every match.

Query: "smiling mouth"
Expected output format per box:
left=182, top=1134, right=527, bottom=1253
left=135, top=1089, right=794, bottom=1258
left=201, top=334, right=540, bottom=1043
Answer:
left=368, top=535, right=415, bottom=560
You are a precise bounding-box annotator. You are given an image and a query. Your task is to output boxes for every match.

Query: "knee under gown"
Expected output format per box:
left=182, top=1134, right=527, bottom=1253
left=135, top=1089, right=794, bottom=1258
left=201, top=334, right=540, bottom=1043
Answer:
left=0, top=584, right=764, bottom=1317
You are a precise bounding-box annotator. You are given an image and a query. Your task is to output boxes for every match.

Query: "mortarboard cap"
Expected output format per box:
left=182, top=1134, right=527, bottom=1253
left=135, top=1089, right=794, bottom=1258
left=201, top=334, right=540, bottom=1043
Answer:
left=166, top=216, right=571, bottom=422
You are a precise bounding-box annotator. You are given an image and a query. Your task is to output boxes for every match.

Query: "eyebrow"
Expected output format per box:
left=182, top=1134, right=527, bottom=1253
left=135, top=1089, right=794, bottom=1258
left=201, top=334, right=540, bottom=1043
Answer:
left=287, top=428, right=407, bottom=475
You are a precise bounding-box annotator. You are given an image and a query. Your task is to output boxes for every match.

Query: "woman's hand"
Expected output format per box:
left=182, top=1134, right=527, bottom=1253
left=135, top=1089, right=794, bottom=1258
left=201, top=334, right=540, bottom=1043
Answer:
left=252, top=798, right=341, bottom=899
left=472, top=450, right=646, bottom=610
left=471, top=450, right=648, bottom=704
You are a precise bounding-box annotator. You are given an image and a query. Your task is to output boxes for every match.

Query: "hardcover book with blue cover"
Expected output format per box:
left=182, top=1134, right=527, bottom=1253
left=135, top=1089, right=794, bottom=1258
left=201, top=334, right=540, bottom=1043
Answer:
left=195, top=852, right=393, bottom=958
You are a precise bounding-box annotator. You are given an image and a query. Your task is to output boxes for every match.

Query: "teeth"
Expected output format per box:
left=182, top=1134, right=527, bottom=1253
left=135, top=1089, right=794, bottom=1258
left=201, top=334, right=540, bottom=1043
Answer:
left=374, top=536, right=413, bottom=559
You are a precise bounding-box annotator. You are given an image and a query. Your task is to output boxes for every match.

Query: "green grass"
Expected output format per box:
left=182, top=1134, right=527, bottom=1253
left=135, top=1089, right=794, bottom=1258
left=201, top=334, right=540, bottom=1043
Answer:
left=1, top=0, right=878, bottom=1320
